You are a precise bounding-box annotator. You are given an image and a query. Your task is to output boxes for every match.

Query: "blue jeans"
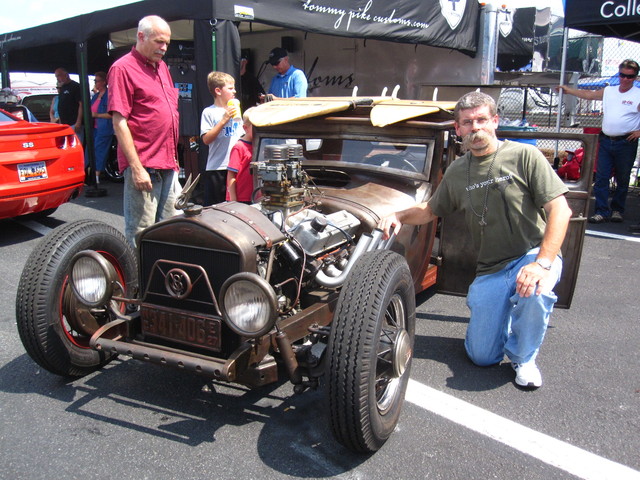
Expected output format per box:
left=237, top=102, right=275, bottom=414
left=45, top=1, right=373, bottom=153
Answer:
left=464, top=248, right=562, bottom=366
left=593, top=135, right=638, bottom=216
left=123, top=168, right=179, bottom=247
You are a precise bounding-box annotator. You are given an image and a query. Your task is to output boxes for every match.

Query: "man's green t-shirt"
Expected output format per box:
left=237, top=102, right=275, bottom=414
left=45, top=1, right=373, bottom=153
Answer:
left=429, top=140, right=569, bottom=275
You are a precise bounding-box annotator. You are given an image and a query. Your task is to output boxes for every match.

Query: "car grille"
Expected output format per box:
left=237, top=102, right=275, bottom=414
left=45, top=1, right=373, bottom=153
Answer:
left=140, top=239, right=240, bottom=314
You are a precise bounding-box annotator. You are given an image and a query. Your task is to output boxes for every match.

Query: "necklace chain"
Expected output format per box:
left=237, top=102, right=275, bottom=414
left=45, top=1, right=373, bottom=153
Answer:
left=466, top=143, right=501, bottom=227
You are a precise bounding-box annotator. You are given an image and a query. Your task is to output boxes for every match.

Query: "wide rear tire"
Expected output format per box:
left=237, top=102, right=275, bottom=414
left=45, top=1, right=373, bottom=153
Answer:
left=326, top=250, right=415, bottom=452
left=16, top=220, right=137, bottom=377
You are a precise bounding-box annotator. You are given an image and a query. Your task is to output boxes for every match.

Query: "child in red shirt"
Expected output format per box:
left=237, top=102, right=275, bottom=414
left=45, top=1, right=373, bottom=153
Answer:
left=226, top=107, right=255, bottom=203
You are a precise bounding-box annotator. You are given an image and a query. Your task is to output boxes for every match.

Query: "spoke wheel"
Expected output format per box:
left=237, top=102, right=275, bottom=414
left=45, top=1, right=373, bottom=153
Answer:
left=326, top=250, right=415, bottom=453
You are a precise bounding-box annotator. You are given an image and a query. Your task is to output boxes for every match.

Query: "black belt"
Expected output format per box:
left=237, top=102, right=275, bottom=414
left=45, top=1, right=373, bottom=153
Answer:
left=600, top=132, right=637, bottom=142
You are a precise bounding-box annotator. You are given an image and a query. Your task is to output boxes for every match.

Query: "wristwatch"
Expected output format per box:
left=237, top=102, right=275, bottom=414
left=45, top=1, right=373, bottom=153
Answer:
left=535, top=258, right=552, bottom=270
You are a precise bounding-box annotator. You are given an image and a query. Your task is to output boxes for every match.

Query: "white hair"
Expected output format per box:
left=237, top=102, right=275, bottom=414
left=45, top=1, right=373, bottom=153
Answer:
left=138, top=15, right=170, bottom=40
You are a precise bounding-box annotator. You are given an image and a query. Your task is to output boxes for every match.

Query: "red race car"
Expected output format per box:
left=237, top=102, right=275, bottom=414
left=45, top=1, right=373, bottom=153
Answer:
left=0, top=108, right=84, bottom=219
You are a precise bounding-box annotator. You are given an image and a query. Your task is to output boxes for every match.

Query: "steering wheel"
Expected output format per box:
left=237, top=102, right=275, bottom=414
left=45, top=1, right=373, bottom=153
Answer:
left=363, top=154, right=419, bottom=173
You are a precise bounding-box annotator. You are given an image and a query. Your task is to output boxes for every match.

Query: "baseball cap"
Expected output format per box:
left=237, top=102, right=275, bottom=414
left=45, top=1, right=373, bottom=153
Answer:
left=267, top=47, right=288, bottom=65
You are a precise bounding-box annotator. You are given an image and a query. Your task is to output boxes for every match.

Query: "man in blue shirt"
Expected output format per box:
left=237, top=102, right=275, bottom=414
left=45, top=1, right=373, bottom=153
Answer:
left=266, top=47, right=307, bottom=98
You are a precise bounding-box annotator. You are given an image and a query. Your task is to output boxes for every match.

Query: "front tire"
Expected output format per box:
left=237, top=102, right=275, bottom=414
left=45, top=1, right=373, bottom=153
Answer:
left=326, top=250, right=415, bottom=452
left=16, top=220, right=137, bottom=377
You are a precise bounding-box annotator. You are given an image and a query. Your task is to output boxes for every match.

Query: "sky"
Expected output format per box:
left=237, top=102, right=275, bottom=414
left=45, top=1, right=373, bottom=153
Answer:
left=0, top=0, right=140, bottom=35
left=0, top=0, right=565, bottom=35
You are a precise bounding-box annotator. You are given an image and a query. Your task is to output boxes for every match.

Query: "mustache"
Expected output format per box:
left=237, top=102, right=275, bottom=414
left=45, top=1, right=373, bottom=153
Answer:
left=461, top=131, right=491, bottom=152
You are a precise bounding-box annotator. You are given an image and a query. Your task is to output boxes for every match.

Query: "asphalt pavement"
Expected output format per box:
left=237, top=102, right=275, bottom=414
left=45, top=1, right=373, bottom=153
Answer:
left=1, top=180, right=639, bottom=480
left=586, top=184, right=640, bottom=234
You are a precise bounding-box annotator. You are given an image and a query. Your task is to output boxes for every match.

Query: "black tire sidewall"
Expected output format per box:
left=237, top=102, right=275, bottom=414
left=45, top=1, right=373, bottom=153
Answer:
left=326, top=249, right=415, bottom=452
left=16, top=220, right=137, bottom=376
left=366, top=254, right=415, bottom=443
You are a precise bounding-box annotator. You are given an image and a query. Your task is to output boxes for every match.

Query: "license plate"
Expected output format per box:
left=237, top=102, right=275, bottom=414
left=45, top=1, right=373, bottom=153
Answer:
left=18, top=161, right=48, bottom=182
left=141, top=306, right=221, bottom=352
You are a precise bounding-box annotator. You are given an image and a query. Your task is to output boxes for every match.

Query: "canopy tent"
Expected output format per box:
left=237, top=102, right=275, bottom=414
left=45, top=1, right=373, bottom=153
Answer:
left=0, top=0, right=480, bottom=75
left=0, top=0, right=234, bottom=78
left=0, top=0, right=480, bottom=192
left=0, top=0, right=483, bottom=106
left=564, top=0, right=640, bottom=42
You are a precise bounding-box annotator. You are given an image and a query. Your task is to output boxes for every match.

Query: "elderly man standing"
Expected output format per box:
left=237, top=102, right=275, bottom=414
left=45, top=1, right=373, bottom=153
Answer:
left=54, top=67, right=82, bottom=134
left=108, top=15, right=180, bottom=247
left=379, top=91, right=572, bottom=389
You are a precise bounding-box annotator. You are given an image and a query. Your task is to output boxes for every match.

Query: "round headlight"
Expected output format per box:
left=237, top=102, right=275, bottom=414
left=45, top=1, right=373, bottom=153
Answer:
left=220, top=273, right=277, bottom=337
left=70, top=251, right=117, bottom=307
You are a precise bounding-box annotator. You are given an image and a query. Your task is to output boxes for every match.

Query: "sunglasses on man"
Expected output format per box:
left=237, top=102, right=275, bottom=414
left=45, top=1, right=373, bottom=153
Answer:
left=618, top=72, right=637, bottom=79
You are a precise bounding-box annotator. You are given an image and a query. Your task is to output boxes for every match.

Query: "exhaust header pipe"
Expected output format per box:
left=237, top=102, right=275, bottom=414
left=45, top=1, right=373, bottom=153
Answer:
left=314, top=228, right=396, bottom=288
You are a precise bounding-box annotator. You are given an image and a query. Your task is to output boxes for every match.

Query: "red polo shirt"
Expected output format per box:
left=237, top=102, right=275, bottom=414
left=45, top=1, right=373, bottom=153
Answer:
left=108, top=47, right=179, bottom=172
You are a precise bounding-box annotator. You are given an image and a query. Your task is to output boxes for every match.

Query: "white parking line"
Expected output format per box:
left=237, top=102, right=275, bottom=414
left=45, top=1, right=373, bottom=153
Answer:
left=585, top=229, right=640, bottom=243
left=406, top=380, right=640, bottom=480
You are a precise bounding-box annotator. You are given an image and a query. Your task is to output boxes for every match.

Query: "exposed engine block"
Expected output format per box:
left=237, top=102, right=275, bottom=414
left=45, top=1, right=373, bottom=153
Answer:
left=252, top=143, right=391, bottom=293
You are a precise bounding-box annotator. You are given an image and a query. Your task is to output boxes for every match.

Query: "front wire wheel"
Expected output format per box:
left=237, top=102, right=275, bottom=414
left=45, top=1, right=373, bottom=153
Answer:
left=326, top=250, right=416, bottom=453
left=16, top=220, right=137, bottom=377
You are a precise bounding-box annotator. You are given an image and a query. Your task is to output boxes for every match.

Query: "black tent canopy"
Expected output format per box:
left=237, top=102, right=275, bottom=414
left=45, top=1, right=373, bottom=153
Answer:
left=0, top=0, right=480, bottom=188
left=0, top=0, right=222, bottom=75
left=1, top=0, right=480, bottom=75
left=564, top=0, right=640, bottom=42
left=0, top=0, right=481, bottom=133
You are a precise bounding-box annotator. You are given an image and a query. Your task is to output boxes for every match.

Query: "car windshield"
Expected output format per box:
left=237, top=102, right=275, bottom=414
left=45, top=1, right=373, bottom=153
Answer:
left=0, top=110, right=19, bottom=123
left=257, top=138, right=429, bottom=174
left=21, top=94, right=56, bottom=122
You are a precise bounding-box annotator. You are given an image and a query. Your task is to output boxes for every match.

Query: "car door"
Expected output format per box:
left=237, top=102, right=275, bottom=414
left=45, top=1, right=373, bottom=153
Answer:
left=435, top=130, right=597, bottom=308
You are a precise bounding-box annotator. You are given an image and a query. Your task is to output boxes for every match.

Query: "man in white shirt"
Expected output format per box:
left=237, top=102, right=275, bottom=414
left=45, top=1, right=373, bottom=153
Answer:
left=558, top=59, right=640, bottom=225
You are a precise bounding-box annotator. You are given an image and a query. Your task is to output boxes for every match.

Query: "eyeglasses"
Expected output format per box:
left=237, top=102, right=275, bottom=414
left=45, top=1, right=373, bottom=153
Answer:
left=619, top=72, right=637, bottom=79
left=459, top=116, right=492, bottom=128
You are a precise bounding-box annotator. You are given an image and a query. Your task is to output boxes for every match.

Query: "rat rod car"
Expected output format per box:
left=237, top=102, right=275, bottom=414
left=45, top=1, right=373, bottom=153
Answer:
left=16, top=97, right=595, bottom=453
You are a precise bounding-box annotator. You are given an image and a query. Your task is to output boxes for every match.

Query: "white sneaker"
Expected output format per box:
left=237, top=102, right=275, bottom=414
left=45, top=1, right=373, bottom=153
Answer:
left=512, top=362, right=542, bottom=388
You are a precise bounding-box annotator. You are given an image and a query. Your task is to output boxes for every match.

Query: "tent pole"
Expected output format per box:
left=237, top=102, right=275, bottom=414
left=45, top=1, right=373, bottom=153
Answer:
left=554, top=27, right=570, bottom=158
left=78, top=41, right=106, bottom=197
left=479, top=3, right=498, bottom=85
left=211, top=20, right=218, bottom=71
left=555, top=27, right=569, bottom=133
left=1, top=51, right=9, bottom=89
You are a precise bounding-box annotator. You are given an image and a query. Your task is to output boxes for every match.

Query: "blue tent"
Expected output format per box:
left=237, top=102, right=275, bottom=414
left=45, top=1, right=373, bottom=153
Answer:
left=578, top=73, right=640, bottom=89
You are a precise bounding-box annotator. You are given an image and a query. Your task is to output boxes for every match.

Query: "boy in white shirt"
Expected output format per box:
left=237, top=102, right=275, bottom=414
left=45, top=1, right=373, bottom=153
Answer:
left=200, top=71, right=244, bottom=205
